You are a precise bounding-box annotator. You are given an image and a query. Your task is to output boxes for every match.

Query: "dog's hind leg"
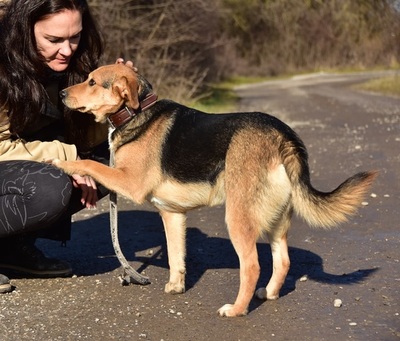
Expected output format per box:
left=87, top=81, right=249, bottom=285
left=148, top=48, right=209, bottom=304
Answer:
left=217, top=179, right=292, bottom=316
left=160, top=210, right=187, bottom=294
left=217, top=210, right=260, bottom=317
left=255, top=209, right=291, bottom=301
left=217, top=132, right=292, bottom=316
left=251, top=162, right=292, bottom=301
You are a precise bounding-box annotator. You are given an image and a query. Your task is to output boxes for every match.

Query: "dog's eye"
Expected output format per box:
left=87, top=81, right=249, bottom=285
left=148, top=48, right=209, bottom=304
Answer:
left=89, top=79, right=96, bottom=86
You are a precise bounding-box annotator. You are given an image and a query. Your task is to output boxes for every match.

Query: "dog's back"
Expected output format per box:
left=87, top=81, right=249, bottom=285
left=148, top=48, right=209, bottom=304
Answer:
left=160, top=108, right=303, bottom=183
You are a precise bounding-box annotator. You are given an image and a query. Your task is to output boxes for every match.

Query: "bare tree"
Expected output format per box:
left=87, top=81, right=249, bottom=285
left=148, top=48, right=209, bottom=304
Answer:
left=89, top=0, right=230, bottom=103
left=89, top=0, right=400, bottom=100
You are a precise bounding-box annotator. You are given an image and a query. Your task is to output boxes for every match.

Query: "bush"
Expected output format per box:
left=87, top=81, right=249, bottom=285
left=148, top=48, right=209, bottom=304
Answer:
left=89, top=0, right=231, bottom=102
left=89, top=0, right=400, bottom=102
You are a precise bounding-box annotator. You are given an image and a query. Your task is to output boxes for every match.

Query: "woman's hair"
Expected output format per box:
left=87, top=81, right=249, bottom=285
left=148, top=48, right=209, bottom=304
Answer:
left=0, top=0, right=103, bottom=135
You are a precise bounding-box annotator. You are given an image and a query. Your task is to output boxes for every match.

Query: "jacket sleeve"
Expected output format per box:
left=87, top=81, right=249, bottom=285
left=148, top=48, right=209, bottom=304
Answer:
left=0, top=139, right=78, bottom=162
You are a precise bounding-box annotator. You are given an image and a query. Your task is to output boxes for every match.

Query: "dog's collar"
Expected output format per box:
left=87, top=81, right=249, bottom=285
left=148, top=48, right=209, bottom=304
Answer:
left=107, top=93, right=158, bottom=129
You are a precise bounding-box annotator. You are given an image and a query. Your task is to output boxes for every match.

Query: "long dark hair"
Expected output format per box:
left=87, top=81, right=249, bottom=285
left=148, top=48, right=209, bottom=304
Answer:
left=0, top=0, right=103, bottom=135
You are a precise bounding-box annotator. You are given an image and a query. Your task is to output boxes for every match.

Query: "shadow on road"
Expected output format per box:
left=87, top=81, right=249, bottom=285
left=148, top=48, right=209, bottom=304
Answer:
left=37, top=210, right=378, bottom=300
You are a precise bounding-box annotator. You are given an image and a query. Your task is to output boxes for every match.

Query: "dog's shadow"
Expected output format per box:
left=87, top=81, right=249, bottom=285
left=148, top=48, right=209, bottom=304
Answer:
left=38, top=209, right=378, bottom=304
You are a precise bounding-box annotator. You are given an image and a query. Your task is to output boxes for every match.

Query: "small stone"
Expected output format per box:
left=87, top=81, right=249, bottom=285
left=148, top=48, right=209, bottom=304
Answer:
left=334, top=299, right=342, bottom=308
left=370, top=193, right=377, bottom=198
left=349, top=322, right=357, bottom=326
left=361, top=201, right=369, bottom=206
left=299, top=275, right=308, bottom=282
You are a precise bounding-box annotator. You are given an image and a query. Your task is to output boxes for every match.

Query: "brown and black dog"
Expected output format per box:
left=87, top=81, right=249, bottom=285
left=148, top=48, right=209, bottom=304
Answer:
left=55, top=64, right=376, bottom=317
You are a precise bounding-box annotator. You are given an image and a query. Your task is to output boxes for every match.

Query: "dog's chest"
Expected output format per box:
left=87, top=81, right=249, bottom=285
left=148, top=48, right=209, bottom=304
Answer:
left=148, top=178, right=225, bottom=212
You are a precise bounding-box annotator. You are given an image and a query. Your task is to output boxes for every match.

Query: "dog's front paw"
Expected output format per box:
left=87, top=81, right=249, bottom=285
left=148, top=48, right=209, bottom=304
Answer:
left=217, top=304, right=248, bottom=317
left=164, top=281, right=185, bottom=294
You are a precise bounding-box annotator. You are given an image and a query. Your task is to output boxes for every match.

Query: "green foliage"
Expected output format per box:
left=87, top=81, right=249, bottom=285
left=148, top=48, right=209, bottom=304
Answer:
left=191, top=85, right=239, bottom=113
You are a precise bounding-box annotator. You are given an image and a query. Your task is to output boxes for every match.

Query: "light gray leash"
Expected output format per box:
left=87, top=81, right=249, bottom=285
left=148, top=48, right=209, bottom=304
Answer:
left=109, top=151, right=150, bottom=285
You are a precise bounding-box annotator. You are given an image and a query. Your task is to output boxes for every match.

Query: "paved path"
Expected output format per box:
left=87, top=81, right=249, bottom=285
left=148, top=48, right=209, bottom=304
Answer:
left=1, top=71, right=399, bottom=340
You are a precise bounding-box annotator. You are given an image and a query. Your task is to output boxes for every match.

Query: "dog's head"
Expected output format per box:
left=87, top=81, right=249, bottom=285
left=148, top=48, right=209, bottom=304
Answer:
left=60, top=64, right=153, bottom=123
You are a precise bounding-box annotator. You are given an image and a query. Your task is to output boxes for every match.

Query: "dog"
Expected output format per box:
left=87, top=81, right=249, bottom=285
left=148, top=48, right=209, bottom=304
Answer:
left=55, top=64, right=377, bottom=317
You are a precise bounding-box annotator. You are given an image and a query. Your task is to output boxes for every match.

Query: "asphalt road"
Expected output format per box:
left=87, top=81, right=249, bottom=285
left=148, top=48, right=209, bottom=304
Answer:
left=1, top=71, right=399, bottom=341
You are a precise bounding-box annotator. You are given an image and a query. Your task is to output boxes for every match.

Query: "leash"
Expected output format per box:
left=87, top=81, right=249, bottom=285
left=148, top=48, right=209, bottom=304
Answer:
left=109, top=150, right=150, bottom=286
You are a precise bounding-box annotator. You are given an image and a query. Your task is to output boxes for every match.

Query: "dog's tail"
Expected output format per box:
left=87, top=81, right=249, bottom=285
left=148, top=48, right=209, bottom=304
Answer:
left=289, top=163, right=378, bottom=228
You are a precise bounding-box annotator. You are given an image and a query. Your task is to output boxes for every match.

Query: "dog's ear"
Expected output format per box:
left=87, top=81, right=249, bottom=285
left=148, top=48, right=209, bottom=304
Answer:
left=113, top=76, right=140, bottom=110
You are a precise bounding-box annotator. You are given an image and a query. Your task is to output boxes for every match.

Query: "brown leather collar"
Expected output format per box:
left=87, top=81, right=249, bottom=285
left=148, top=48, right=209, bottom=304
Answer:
left=107, top=93, right=158, bottom=129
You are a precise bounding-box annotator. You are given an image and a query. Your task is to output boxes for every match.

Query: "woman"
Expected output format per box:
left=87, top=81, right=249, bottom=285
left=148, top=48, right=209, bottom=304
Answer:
left=0, top=0, right=125, bottom=293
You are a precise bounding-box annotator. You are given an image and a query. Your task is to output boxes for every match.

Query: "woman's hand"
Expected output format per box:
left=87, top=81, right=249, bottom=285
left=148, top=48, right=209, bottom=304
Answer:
left=71, top=173, right=98, bottom=209
left=115, top=57, right=138, bottom=72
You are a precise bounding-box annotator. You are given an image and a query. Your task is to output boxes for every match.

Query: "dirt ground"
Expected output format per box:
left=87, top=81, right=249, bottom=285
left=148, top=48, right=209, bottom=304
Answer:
left=0, top=71, right=399, bottom=341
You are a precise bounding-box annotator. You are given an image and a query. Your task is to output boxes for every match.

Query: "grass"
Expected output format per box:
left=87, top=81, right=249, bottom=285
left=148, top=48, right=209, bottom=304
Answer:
left=192, top=69, right=400, bottom=113
left=354, top=74, right=400, bottom=97
left=191, top=86, right=238, bottom=113
left=191, top=76, right=272, bottom=113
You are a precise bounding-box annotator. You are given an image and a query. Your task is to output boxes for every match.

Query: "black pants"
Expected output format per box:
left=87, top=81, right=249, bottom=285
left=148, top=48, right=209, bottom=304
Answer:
left=0, top=159, right=108, bottom=242
left=0, top=160, right=72, bottom=239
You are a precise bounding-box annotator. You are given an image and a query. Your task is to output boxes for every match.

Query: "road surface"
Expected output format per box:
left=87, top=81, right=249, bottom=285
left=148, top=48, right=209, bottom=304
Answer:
left=1, top=71, right=399, bottom=340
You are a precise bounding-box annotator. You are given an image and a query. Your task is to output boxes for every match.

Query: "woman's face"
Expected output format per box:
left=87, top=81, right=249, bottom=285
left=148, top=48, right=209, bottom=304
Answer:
left=34, top=9, right=82, bottom=72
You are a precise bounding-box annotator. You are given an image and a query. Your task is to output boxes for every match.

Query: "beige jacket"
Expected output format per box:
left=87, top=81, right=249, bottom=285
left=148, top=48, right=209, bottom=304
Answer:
left=0, top=109, right=78, bottom=162
left=0, top=2, right=75, bottom=162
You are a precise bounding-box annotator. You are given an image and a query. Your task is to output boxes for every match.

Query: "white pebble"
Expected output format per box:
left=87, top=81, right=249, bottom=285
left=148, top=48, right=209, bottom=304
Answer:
left=370, top=193, right=377, bottom=198
left=334, top=299, right=342, bottom=308
left=361, top=201, right=369, bottom=206
left=299, top=275, right=308, bottom=282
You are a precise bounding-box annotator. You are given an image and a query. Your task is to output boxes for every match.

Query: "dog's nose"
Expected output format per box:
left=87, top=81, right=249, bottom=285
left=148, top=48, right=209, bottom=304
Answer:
left=59, top=90, right=67, bottom=99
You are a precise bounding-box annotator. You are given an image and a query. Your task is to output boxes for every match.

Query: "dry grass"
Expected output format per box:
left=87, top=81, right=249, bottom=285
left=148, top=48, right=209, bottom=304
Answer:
left=355, top=75, right=400, bottom=97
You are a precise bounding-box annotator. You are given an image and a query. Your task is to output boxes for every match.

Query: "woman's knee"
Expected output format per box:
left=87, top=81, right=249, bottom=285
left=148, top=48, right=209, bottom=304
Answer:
left=22, top=161, right=73, bottom=214
left=0, top=161, right=73, bottom=234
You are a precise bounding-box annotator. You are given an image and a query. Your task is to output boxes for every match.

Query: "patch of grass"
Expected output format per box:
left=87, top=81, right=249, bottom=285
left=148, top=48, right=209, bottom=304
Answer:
left=191, top=85, right=238, bottom=113
left=219, top=76, right=274, bottom=88
left=355, top=75, right=400, bottom=97
left=191, top=76, right=271, bottom=113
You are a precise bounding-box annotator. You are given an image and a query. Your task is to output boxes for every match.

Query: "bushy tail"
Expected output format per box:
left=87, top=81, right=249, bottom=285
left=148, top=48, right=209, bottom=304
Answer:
left=292, top=171, right=378, bottom=228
